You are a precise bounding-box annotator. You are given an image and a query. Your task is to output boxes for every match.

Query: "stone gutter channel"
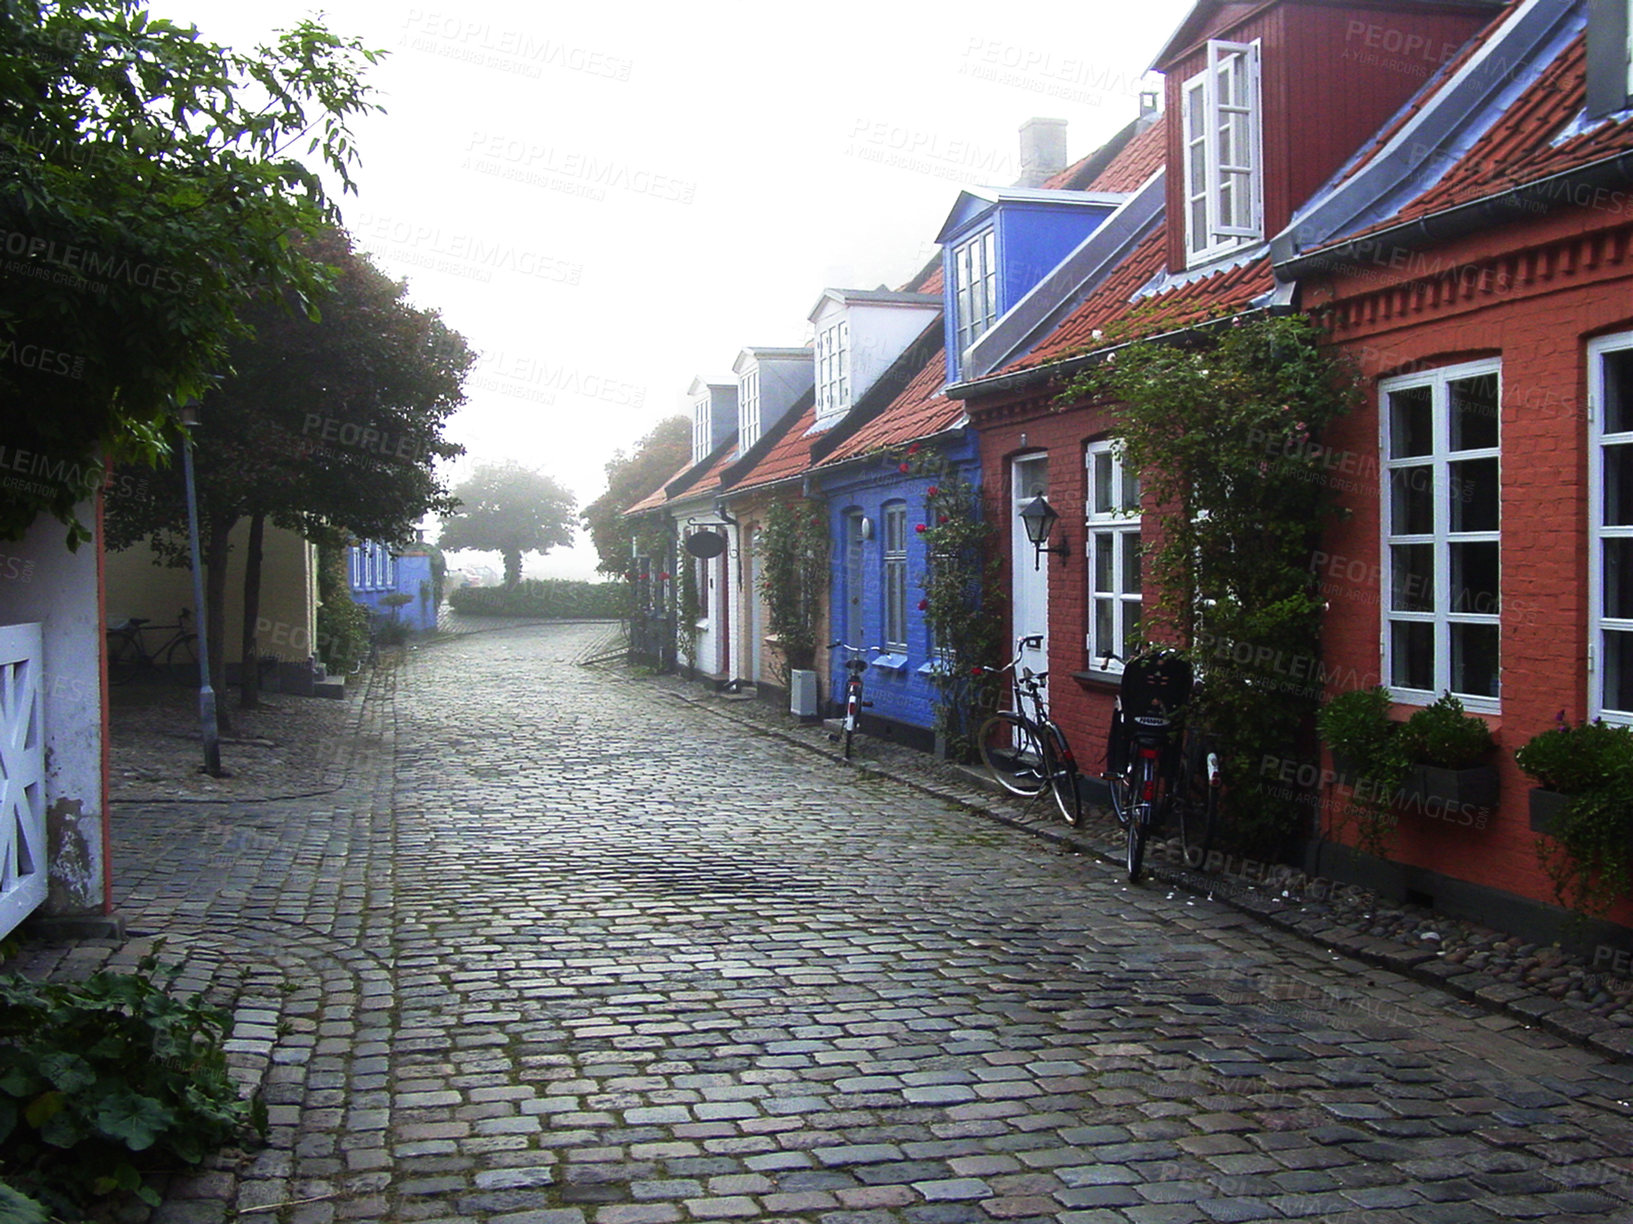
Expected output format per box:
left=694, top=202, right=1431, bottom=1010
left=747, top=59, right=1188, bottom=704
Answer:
left=645, top=671, right=1633, bottom=1066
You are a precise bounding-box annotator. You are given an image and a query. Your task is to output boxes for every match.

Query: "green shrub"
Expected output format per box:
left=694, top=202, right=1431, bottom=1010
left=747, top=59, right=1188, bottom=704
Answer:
left=1316, top=686, right=1396, bottom=770
left=1515, top=717, right=1633, bottom=793
left=447, top=578, right=628, bottom=619
left=1517, top=717, right=1633, bottom=915
left=1396, top=692, right=1493, bottom=768
left=0, top=951, right=260, bottom=1217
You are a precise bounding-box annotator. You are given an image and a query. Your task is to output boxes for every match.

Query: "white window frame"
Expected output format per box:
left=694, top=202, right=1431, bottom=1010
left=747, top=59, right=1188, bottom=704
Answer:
left=815, top=320, right=850, bottom=422
left=1182, top=39, right=1263, bottom=266
left=691, top=395, right=711, bottom=462
left=1085, top=442, right=1141, bottom=673
left=953, top=227, right=998, bottom=364
left=883, top=502, right=908, bottom=652
left=739, top=366, right=761, bottom=450
left=1380, top=359, right=1502, bottom=712
left=1590, top=332, right=1633, bottom=723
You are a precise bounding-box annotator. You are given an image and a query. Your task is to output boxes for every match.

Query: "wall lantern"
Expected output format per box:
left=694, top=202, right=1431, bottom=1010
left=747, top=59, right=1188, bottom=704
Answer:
left=1018, top=494, right=1069, bottom=570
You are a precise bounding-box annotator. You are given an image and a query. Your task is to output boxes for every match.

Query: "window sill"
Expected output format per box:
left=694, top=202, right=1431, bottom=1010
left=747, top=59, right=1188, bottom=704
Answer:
left=917, top=657, right=955, bottom=677
left=1071, top=669, right=1122, bottom=693
left=872, top=652, right=910, bottom=673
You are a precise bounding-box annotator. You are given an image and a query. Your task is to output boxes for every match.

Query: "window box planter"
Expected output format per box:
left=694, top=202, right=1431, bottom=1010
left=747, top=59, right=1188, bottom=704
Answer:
left=1402, top=763, right=1499, bottom=810
left=1528, top=787, right=1571, bottom=834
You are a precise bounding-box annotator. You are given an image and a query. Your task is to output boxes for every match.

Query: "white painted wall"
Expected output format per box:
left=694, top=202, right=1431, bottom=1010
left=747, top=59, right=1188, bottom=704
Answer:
left=0, top=505, right=107, bottom=917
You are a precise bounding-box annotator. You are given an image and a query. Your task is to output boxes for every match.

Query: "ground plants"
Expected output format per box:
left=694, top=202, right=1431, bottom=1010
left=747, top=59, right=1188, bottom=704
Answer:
left=1067, top=313, right=1360, bottom=852
left=1516, top=717, right=1633, bottom=915
left=0, top=949, right=260, bottom=1218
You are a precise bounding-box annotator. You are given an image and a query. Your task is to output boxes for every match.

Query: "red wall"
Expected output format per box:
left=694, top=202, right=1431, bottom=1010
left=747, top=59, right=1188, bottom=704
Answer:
left=1314, top=207, right=1633, bottom=919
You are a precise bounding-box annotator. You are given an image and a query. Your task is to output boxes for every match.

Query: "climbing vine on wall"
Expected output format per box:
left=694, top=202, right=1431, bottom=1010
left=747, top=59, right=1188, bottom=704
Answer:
left=757, top=496, right=829, bottom=683
left=1065, top=313, right=1360, bottom=850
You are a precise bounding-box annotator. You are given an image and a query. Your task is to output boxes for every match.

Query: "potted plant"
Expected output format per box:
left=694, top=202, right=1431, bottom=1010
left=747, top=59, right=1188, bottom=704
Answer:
left=1515, top=717, right=1633, bottom=914
left=1315, top=685, right=1395, bottom=784
left=1395, top=692, right=1497, bottom=808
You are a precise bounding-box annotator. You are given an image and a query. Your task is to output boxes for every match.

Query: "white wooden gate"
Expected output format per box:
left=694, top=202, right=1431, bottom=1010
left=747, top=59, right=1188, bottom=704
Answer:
left=0, top=623, right=47, bottom=939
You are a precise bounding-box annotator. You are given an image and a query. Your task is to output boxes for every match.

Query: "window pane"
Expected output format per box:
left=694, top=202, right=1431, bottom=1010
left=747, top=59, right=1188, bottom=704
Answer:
left=1606, top=442, right=1633, bottom=526
left=1606, top=347, right=1633, bottom=434
left=1391, top=621, right=1434, bottom=690
left=1121, top=467, right=1140, bottom=511
left=1390, top=466, right=1434, bottom=535
left=1450, top=457, right=1499, bottom=533
left=1451, top=623, right=1500, bottom=698
left=1450, top=541, right=1500, bottom=615
left=1606, top=630, right=1633, bottom=713
left=1391, top=544, right=1434, bottom=611
left=1389, top=386, right=1433, bottom=457
left=1124, top=602, right=1142, bottom=652
left=1092, top=452, right=1114, bottom=514
left=1605, top=537, right=1633, bottom=619
left=1093, top=532, right=1113, bottom=593
left=1094, top=599, right=1113, bottom=656
left=1123, top=534, right=1141, bottom=591
left=1450, top=373, right=1499, bottom=450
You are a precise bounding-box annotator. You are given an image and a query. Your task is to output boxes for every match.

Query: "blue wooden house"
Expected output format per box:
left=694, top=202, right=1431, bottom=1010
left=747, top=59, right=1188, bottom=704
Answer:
left=349, top=538, right=439, bottom=634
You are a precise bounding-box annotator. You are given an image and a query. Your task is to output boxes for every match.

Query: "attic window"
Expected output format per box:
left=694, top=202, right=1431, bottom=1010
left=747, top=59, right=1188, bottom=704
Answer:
left=953, top=227, right=997, bottom=361
left=1182, top=39, right=1263, bottom=265
left=740, top=367, right=761, bottom=450
left=691, top=395, right=711, bottom=462
left=1586, top=0, right=1633, bottom=118
left=815, top=319, right=850, bottom=422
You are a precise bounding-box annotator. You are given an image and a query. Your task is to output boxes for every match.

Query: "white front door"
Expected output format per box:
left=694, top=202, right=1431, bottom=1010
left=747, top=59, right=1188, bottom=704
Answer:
left=1011, top=456, right=1050, bottom=688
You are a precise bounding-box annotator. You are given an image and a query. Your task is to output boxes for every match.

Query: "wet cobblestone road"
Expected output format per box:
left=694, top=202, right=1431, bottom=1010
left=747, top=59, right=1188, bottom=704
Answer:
left=48, top=624, right=1633, bottom=1222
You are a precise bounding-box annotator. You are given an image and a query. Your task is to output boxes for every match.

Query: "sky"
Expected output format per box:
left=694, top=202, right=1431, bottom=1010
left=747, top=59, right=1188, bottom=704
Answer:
left=156, top=0, right=1196, bottom=581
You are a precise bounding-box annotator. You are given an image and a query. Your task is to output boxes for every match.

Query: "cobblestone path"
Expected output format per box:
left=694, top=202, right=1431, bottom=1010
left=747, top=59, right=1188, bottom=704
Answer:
left=87, top=624, right=1633, bottom=1222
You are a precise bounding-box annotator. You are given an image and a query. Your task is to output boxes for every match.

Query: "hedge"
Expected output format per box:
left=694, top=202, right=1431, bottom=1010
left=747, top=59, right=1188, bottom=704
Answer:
left=447, top=579, right=628, bottom=619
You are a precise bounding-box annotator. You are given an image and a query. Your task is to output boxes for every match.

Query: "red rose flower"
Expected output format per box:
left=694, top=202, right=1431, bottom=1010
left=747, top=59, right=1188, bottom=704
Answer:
left=659, top=571, right=671, bottom=580
left=898, top=462, right=910, bottom=473
left=915, top=523, right=927, bottom=533
left=917, top=599, right=928, bottom=611
left=925, top=485, right=939, bottom=497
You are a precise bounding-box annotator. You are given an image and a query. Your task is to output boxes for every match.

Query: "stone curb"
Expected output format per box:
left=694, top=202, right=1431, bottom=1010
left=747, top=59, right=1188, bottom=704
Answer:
left=653, top=675, right=1633, bottom=1067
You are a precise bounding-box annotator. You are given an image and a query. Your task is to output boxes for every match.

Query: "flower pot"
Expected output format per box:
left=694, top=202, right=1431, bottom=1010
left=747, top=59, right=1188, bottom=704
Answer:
left=1528, top=787, right=1571, bottom=835
left=1401, top=763, right=1499, bottom=809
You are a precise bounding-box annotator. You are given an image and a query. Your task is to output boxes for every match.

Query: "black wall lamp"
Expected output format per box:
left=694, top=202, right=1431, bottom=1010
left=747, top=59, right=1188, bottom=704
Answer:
left=1019, top=494, right=1070, bottom=570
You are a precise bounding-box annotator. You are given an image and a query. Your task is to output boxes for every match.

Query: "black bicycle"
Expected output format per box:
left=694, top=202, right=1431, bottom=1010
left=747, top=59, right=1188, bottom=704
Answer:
left=827, top=640, right=876, bottom=760
left=976, top=635, right=1082, bottom=825
left=1102, top=649, right=1202, bottom=881
left=106, top=609, right=199, bottom=687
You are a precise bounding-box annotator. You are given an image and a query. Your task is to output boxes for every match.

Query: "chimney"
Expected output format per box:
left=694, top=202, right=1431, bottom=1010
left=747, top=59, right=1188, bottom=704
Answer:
left=1017, top=117, right=1068, bottom=187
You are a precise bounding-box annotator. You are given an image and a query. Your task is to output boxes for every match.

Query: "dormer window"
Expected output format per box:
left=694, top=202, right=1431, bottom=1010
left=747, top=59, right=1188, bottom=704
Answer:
left=740, top=367, right=761, bottom=449
left=952, top=228, right=997, bottom=360
left=816, top=320, right=850, bottom=421
left=691, top=396, right=711, bottom=462
left=1183, top=39, right=1263, bottom=265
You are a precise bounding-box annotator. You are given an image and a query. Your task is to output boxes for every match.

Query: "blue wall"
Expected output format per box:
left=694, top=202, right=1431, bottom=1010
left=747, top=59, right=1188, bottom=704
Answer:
left=814, top=436, right=980, bottom=736
left=349, top=542, right=438, bottom=633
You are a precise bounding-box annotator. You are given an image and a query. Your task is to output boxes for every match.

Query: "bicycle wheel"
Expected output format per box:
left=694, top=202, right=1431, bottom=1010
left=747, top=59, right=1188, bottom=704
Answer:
left=106, top=633, right=139, bottom=686
left=1127, top=759, right=1155, bottom=883
left=165, top=634, right=199, bottom=687
left=1045, top=726, right=1083, bottom=825
left=977, top=712, right=1047, bottom=796
left=1175, top=734, right=1220, bottom=870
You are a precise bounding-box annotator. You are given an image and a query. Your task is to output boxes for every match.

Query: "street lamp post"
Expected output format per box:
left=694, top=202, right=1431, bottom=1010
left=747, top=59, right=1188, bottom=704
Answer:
left=176, top=401, right=222, bottom=777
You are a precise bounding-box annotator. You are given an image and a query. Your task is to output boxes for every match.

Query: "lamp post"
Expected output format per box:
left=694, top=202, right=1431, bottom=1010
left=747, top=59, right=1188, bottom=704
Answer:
left=176, top=400, right=222, bottom=777
left=1018, top=493, right=1070, bottom=570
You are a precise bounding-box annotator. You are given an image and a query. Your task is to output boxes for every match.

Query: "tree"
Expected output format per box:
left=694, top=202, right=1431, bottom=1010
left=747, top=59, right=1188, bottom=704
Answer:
left=581, top=416, right=690, bottom=576
left=105, top=229, right=472, bottom=706
left=0, top=0, right=381, bottom=543
left=439, top=463, right=576, bottom=588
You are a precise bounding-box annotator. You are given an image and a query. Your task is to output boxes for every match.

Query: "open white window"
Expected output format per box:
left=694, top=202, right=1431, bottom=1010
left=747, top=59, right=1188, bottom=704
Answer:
left=1085, top=442, right=1141, bottom=671
left=739, top=367, right=761, bottom=450
left=1591, top=333, right=1633, bottom=722
left=1381, top=361, right=1501, bottom=710
left=815, top=320, right=851, bottom=422
left=1182, top=39, right=1263, bottom=266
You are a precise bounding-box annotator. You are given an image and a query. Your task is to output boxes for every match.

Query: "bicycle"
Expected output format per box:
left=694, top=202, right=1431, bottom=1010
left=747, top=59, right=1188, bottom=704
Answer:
left=1101, top=648, right=1199, bottom=882
left=827, top=641, right=876, bottom=760
left=975, top=635, right=1082, bottom=825
left=106, top=609, right=199, bottom=687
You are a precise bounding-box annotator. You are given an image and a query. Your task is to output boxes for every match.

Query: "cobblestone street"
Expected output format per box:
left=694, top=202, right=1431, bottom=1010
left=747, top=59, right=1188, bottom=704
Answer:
left=31, top=623, right=1633, bottom=1223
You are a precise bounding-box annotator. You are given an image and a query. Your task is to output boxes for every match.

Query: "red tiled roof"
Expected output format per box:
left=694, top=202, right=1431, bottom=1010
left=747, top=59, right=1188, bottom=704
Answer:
left=1087, top=117, right=1167, bottom=192
left=1392, top=33, right=1633, bottom=226
left=916, top=265, right=944, bottom=296
left=728, top=403, right=819, bottom=493
left=819, top=349, right=961, bottom=467
left=677, top=444, right=737, bottom=502
left=1005, top=228, right=1275, bottom=372
left=1041, top=153, right=1095, bottom=191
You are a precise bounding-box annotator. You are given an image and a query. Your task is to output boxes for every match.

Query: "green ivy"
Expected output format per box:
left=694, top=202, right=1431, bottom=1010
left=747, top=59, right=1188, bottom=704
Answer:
left=0, top=949, right=260, bottom=1218
left=1066, top=314, right=1359, bottom=852
left=1516, top=717, right=1633, bottom=915
left=756, top=497, right=828, bottom=683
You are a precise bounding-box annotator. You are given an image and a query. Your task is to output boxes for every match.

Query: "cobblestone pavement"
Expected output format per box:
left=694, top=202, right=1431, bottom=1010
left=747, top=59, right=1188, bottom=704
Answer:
left=20, top=623, right=1633, bottom=1223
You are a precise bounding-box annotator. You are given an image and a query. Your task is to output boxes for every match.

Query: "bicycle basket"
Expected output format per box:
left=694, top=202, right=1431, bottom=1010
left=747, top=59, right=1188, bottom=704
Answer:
left=1119, top=653, right=1193, bottom=722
